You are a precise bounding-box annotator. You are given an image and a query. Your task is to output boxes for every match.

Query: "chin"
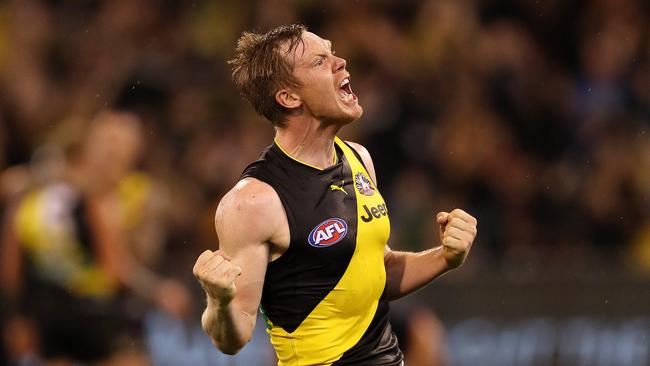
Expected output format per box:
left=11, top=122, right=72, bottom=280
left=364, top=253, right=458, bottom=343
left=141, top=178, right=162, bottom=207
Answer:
left=352, top=104, right=364, bottom=119
left=337, top=107, right=363, bottom=126
left=350, top=106, right=364, bottom=122
left=344, top=102, right=364, bottom=122
left=319, top=101, right=364, bottom=125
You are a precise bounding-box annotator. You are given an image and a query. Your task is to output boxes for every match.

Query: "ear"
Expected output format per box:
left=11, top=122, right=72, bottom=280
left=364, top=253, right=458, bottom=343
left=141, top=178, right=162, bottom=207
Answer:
left=275, top=89, right=302, bottom=110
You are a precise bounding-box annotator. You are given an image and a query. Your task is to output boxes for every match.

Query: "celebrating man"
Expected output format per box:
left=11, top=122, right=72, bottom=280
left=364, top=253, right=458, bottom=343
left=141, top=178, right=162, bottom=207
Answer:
left=193, top=24, right=478, bottom=366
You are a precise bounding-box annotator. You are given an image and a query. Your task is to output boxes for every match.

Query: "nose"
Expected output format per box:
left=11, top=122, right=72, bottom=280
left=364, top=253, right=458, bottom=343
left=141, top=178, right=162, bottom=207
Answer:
left=333, top=55, right=346, bottom=72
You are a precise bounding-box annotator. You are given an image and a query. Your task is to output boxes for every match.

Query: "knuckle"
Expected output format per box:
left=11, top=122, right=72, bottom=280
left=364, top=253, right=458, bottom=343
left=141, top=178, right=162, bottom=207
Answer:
left=196, top=264, right=210, bottom=277
left=221, top=260, right=232, bottom=270
left=199, top=250, right=213, bottom=260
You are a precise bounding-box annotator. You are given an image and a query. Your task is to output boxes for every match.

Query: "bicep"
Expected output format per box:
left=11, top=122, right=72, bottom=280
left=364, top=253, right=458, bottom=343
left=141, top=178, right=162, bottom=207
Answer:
left=214, top=180, right=280, bottom=316
left=216, top=223, right=269, bottom=317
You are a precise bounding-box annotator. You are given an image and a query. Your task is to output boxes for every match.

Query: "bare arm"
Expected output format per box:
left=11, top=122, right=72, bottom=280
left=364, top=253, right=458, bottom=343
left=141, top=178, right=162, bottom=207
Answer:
left=347, top=141, right=478, bottom=301
left=88, top=194, right=161, bottom=298
left=88, top=193, right=190, bottom=318
left=384, top=246, right=448, bottom=301
left=194, top=178, right=286, bottom=354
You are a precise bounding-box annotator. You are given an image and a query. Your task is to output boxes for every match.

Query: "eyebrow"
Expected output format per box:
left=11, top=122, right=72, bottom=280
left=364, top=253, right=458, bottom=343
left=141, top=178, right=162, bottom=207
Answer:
left=301, top=39, right=333, bottom=66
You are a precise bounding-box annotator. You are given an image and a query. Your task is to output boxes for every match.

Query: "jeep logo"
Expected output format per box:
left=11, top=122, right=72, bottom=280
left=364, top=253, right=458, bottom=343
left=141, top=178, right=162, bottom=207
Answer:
left=360, top=203, right=388, bottom=223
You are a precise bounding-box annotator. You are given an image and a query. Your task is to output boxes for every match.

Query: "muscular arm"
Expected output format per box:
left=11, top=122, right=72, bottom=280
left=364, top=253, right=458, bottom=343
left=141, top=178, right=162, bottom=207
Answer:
left=195, top=178, right=286, bottom=354
left=383, top=247, right=450, bottom=301
left=87, top=192, right=191, bottom=318
left=347, top=141, right=477, bottom=301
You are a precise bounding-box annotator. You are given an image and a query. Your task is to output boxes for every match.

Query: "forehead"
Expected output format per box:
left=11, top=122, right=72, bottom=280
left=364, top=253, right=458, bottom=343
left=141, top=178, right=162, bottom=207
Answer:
left=281, top=31, right=331, bottom=65
left=302, top=31, right=331, bottom=51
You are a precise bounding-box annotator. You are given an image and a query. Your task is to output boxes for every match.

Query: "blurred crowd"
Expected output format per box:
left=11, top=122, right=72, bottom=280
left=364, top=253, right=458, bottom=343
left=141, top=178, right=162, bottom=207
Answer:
left=0, top=0, right=648, bottom=365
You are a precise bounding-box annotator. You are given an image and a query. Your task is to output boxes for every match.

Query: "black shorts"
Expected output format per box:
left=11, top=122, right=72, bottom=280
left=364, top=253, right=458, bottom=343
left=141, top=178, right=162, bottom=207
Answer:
left=23, top=282, right=126, bottom=362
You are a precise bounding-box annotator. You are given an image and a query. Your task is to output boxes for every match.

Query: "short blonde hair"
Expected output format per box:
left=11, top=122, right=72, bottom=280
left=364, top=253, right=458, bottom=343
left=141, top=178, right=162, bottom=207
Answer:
left=228, top=24, right=306, bottom=127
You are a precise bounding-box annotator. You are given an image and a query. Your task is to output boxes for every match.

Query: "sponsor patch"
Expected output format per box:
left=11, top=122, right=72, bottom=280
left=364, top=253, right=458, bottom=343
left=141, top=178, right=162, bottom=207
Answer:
left=355, top=172, right=374, bottom=196
left=360, top=203, right=389, bottom=222
left=308, top=218, right=348, bottom=247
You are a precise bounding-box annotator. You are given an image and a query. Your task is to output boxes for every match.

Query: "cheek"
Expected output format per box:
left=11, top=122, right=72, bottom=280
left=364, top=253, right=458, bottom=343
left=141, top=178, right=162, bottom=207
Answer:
left=302, top=80, right=336, bottom=104
left=301, top=71, right=333, bottom=93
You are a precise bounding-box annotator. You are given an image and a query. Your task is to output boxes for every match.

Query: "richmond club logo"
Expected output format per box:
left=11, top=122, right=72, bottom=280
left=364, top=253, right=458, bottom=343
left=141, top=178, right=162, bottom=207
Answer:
left=355, top=172, right=375, bottom=196
left=308, top=218, right=348, bottom=247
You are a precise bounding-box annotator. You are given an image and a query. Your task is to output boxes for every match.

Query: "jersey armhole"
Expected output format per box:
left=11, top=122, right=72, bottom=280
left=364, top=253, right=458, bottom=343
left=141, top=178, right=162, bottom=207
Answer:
left=341, top=140, right=369, bottom=172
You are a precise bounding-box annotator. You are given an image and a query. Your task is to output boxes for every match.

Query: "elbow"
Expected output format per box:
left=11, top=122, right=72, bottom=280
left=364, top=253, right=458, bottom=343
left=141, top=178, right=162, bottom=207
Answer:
left=201, top=320, right=250, bottom=355
left=212, top=338, right=248, bottom=355
left=219, top=346, right=243, bottom=356
left=200, top=303, right=254, bottom=355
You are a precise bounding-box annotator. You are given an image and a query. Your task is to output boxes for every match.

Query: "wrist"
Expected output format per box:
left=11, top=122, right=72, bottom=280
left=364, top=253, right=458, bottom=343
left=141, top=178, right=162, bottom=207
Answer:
left=442, top=250, right=465, bottom=270
left=206, top=291, right=233, bottom=309
left=432, top=246, right=457, bottom=271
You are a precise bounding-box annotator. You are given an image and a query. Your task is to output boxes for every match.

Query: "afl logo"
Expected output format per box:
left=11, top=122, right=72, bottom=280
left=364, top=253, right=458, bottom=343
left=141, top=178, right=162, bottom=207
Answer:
left=355, top=172, right=375, bottom=196
left=308, top=218, right=348, bottom=247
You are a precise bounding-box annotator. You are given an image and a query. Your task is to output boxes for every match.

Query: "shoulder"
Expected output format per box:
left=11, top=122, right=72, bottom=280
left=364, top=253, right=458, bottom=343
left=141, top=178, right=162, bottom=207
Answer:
left=216, top=178, right=284, bottom=242
left=219, top=178, right=279, bottom=211
left=344, top=141, right=377, bottom=185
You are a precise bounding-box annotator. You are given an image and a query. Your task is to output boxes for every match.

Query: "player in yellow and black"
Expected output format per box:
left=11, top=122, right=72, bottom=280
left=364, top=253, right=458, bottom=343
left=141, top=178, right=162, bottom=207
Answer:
left=242, top=137, right=397, bottom=364
left=193, top=25, right=478, bottom=365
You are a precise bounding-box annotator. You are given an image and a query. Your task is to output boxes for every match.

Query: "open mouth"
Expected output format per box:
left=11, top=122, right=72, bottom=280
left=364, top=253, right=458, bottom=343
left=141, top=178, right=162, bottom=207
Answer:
left=338, top=77, right=357, bottom=103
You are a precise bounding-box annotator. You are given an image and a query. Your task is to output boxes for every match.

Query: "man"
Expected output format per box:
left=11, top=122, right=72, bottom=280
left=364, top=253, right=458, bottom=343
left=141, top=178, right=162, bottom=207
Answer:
left=1, top=111, right=190, bottom=365
left=193, top=24, right=478, bottom=365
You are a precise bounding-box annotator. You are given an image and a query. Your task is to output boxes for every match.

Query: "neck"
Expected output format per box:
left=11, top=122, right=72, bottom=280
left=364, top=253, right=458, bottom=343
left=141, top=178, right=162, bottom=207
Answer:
left=274, top=117, right=341, bottom=170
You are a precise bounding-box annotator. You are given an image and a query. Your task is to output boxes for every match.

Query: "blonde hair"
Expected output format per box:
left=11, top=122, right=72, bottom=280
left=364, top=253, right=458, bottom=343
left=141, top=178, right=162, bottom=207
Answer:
left=228, top=24, right=306, bottom=127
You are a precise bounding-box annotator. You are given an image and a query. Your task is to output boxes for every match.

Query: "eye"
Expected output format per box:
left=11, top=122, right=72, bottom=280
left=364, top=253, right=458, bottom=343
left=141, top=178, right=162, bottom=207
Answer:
left=314, top=57, right=324, bottom=66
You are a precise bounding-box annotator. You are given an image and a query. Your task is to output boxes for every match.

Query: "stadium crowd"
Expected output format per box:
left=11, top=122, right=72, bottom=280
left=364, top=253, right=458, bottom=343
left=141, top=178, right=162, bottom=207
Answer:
left=0, top=0, right=648, bottom=365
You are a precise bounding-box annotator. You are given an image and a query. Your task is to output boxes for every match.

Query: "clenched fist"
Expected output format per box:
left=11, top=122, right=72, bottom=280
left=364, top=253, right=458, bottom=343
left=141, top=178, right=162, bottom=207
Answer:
left=437, top=209, right=477, bottom=269
left=193, top=250, right=242, bottom=305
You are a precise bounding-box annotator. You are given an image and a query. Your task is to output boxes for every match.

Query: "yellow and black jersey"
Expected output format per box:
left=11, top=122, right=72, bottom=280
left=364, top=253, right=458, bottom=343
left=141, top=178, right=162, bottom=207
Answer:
left=15, top=184, right=117, bottom=298
left=241, top=137, right=403, bottom=366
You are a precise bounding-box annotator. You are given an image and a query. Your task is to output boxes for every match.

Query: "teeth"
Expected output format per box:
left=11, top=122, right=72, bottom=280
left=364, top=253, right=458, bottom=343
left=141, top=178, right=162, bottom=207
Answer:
left=340, top=77, right=350, bottom=88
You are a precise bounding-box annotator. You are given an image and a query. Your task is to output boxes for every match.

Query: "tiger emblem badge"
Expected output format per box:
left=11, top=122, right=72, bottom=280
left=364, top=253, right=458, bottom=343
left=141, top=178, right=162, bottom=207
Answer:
left=355, top=172, right=374, bottom=196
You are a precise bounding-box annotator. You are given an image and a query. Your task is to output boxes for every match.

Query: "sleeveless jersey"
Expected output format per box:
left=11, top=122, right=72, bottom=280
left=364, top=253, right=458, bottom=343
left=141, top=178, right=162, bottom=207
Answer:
left=14, top=183, right=117, bottom=298
left=241, top=137, right=403, bottom=366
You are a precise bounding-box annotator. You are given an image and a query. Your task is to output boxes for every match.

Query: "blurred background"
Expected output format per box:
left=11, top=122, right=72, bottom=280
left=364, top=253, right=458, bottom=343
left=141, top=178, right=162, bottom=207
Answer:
left=0, top=0, right=649, bottom=365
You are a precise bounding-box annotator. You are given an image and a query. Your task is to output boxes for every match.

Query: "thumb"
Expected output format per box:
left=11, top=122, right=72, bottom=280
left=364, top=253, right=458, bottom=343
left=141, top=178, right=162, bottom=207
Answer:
left=232, top=264, right=243, bottom=277
left=225, top=264, right=243, bottom=284
left=214, top=249, right=232, bottom=261
left=437, top=212, right=449, bottom=241
left=436, top=212, right=449, bottom=225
